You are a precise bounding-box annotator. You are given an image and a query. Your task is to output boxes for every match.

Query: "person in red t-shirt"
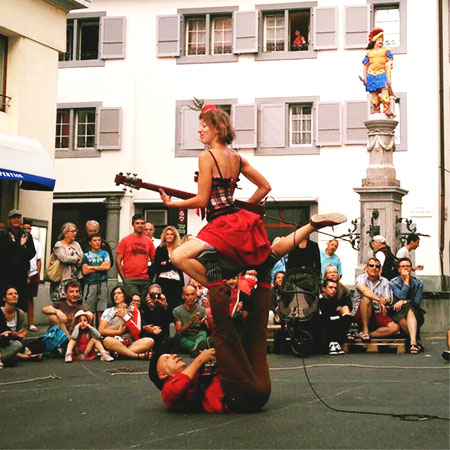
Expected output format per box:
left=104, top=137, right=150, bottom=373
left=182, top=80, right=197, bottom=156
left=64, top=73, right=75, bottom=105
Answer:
left=116, top=214, right=155, bottom=303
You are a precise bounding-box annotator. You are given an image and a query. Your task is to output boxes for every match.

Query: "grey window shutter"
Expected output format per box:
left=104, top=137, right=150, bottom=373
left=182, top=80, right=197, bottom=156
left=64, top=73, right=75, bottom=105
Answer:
left=157, top=15, right=181, bottom=57
left=344, top=5, right=369, bottom=49
left=344, top=101, right=368, bottom=144
left=260, top=104, right=285, bottom=148
left=232, top=104, right=257, bottom=149
left=100, top=17, right=126, bottom=59
left=180, top=106, right=203, bottom=151
left=313, top=7, right=338, bottom=50
left=97, top=107, right=122, bottom=150
left=316, top=102, right=342, bottom=146
left=233, top=10, right=258, bottom=54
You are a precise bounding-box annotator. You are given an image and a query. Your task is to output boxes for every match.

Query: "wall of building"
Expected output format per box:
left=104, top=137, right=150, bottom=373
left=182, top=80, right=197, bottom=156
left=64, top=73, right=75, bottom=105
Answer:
left=54, top=0, right=448, bottom=286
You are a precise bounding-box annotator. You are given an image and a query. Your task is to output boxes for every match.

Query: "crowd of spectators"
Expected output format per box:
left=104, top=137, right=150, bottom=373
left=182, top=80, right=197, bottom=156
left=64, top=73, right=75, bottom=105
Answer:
left=0, top=208, right=436, bottom=369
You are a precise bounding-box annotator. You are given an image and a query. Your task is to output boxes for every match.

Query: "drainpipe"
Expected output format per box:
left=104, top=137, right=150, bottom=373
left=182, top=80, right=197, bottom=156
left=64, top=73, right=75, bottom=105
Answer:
left=438, top=0, right=447, bottom=290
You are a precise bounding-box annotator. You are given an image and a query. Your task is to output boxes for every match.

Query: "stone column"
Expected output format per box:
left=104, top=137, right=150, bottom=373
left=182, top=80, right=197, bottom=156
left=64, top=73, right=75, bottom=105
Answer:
left=354, top=115, right=408, bottom=267
left=104, top=195, right=122, bottom=280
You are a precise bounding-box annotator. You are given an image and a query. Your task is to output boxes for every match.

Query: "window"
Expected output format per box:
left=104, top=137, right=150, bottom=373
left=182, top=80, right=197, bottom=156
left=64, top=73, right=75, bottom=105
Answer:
left=289, top=104, right=313, bottom=146
left=175, top=99, right=236, bottom=156
left=368, top=0, right=407, bottom=54
left=186, top=17, right=206, bottom=55
left=211, top=16, right=232, bottom=54
left=59, top=13, right=126, bottom=68
left=59, top=17, right=100, bottom=62
left=256, top=3, right=318, bottom=61
left=263, top=10, right=310, bottom=53
left=0, top=34, right=8, bottom=112
left=55, top=103, right=122, bottom=158
left=374, top=5, right=400, bottom=48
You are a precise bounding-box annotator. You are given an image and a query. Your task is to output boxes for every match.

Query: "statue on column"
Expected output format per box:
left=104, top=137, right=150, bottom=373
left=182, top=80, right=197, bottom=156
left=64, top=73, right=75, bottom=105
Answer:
left=361, top=27, right=395, bottom=117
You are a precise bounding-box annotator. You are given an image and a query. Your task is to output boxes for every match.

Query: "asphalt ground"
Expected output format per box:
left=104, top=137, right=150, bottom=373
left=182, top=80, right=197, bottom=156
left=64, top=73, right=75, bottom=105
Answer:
left=0, top=338, right=449, bottom=450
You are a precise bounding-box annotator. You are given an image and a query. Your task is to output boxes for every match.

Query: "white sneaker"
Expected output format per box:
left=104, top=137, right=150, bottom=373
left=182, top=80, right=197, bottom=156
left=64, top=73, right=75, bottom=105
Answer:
left=335, top=342, right=345, bottom=355
left=29, top=325, right=38, bottom=332
left=100, top=351, right=114, bottom=362
left=65, top=353, right=72, bottom=363
left=329, top=342, right=338, bottom=355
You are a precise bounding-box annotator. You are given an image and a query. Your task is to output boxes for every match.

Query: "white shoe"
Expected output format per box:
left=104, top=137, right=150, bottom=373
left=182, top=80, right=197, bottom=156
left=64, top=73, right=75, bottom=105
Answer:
left=335, top=342, right=345, bottom=355
left=100, top=351, right=114, bottom=362
left=329, top=342, right=338, bottom=355
left=65, top=353, right=72, bottom=363
left=29, top=325, right=38, bottom=332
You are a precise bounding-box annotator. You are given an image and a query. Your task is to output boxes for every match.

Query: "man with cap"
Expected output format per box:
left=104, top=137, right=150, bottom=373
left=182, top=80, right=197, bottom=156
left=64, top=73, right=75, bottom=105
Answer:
left=0, top=210, right=36, bottom=312
left=371, top=235, right=399, bottom=281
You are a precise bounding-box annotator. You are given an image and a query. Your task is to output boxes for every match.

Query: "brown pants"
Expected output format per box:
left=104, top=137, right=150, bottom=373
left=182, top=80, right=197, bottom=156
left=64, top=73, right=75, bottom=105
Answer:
left=208, top=282, right=271, bottom=413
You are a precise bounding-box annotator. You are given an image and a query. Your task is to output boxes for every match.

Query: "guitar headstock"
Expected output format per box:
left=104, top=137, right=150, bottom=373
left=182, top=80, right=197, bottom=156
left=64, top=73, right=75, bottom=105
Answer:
left=114, top=172, right=143, bottom=190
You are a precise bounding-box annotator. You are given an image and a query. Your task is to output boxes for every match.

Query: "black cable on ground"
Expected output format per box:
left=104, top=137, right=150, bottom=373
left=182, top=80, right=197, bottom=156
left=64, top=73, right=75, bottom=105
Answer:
left=301, top=356, right=449, bottom=422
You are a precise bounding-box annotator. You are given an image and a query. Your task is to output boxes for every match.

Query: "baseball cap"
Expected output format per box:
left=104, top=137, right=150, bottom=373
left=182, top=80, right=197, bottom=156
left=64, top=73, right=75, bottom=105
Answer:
left=372, top=235, right=386, bottom=244
left=8, top=209, right=22, bottom=218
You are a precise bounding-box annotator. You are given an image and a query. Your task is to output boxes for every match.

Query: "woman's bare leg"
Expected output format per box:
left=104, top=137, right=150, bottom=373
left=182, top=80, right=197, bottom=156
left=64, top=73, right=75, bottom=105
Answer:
left=171, top=239, right=209, bottom=285
left=272, top=224, right=315, bottom=257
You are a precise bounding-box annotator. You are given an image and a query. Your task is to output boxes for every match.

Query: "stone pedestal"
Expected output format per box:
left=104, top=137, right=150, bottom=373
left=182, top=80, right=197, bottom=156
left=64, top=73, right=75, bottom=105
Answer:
left=354, top=114, right=408, bottom=266
left=104, top=195, right=121, bottom=280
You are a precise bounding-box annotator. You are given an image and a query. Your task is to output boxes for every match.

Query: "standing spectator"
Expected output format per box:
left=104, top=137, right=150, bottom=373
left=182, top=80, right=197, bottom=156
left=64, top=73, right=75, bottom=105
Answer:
left=0, top=287, right=25, bottom=369
left=371, top=235, right=399, bottom=281
left=22, top=221, right=41, bottom=332
left=141, top=283, right=171, bottom=342
left=81, top=233, right=111, bottom=324
left=50, top=223, right=83, bottom=302
left=271, top=237, right=287, bottom=282
left=352, top=258, right=400, bottom=341
left=396, top=233, right=424, bottom=272
left=320, top=239, right=342, bottom=278
left=0, top=210, right=36, bottom=314
left=173, top=285, right=208, bottom=355
left=80, top=220, right=114, bottom=268
left=389, top=258, right=425, bottom=354
left=286, top=235, right=321, bottom=274
left=319, top=279, right=352, bottom=355
left=116, top=214, right=155, bottom=303
left=153, top=226, right=184, bottom=315
left=269, top=271, right=284, bottom=325
left=144, top=222, right=161, bottom=249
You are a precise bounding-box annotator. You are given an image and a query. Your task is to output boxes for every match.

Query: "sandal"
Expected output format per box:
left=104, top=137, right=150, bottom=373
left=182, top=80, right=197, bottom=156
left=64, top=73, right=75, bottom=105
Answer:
left=346, top=332, right=356, bottom=342
left=410, top=344, right=419, bottom=354
left=359, top=332, right=371, bottom=343
left=137, top=351, right=152, bottom=360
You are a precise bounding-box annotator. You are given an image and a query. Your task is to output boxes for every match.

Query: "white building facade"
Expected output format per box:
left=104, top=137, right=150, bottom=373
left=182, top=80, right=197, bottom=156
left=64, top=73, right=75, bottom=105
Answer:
left=54, top=0, right=450, bottom=288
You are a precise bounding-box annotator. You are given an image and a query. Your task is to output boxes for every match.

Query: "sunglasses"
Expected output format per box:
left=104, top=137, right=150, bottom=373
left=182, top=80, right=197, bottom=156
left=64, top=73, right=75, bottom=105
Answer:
left=368, top=264, right=381, bottom=269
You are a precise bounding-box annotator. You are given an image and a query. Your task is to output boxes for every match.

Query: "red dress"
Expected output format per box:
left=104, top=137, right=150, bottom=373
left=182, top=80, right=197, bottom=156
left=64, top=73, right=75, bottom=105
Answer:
left=196, top=151, right=271, bottom=267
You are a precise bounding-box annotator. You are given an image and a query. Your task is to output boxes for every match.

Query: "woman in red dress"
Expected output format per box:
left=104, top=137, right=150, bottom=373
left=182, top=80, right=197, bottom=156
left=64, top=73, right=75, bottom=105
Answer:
left=160, top=104, right=345, bottom=286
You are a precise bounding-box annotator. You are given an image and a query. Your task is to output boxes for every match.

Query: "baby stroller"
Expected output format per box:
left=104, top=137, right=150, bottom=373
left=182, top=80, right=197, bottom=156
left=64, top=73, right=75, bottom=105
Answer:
left=278, top=266, right=321, bottom=357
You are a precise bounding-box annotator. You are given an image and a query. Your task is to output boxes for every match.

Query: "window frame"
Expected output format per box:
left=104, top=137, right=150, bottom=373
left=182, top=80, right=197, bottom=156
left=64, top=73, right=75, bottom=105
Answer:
left=177, top=6, right=238, bottom=64
left=255, top=2, right=318, bottom=61
left=59, top=11, right=106, bottom=68
left=55, top=102, right=102, bottom=158
left=0, top=34, right=8, bottom=113
left=175, top=98, right=237, bottom=157
left=368, top=0, right=407, bottom=54
left=256, top=96, right=319, bottom=156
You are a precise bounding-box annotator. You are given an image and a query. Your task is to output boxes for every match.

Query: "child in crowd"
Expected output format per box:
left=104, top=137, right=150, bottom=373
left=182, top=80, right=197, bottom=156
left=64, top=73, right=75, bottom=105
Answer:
left=65, top=310, right=113, bottom=362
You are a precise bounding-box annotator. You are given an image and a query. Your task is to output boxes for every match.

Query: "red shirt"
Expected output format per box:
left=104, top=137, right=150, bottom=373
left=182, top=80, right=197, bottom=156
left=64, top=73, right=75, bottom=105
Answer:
left=116, top=234, right=155, bottom=279
left=161, top=373, right=225, bottom=413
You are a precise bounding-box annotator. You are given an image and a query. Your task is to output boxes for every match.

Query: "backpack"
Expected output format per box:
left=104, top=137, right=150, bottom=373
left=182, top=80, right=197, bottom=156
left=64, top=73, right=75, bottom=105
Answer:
left=41, top=325, right=68, bottom=354
left=378, top=246, right=399, bottom=280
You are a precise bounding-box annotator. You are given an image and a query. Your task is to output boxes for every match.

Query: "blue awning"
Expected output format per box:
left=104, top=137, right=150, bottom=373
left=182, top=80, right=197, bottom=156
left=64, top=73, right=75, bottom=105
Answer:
left=0, top=130, right=55, bottom=191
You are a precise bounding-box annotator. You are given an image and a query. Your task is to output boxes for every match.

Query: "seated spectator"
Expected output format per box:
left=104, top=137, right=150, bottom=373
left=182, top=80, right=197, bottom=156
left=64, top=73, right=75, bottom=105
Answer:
left=319, top=279, right=352, bottom=355
left=0, top=287, right=26, bottom=368
left=173, top=285, right=209, bottom=356
left=201, top=294, right=214, bottom=329
left=99, top=285, right=154, bottom=359
left=188, top=279, right=208, bottom=305
left=65, top=310, right=113, bottom=362
left=389, top=258, right=426, bottom=354
left=42, top=280, right=88, bottom=337
left=81, top=233, right=111, bottom=325
left=141, top=284, right=172, bottom=342
left=269, top=271, right=284, bottom=325
left=50, top=223, right=83, bottom=302
left=352, top=258, right=400, bottom=341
